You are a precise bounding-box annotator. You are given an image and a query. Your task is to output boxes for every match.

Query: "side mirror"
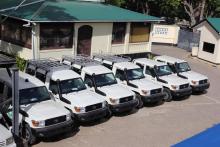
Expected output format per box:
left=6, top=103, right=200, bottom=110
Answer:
left=0, top=113, right=2, bottom=119
left=51, top=89, right=58, bottom=95
left=19, top=109, right=29, bottom=118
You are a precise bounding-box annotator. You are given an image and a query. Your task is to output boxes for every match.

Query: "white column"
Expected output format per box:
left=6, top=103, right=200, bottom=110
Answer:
left=32, top=23, right=40, bottom=59
left=124, top=22, right=131, bottom=54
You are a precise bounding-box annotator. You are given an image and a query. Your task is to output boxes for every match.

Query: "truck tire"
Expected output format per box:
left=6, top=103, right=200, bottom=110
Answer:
left=105, top=105, right=112, bottom=119
left=163, top=88, right=172, bottom=102
left=136, top=94, right=144, bottom=109
left=24, top=124, right=36, bottom=145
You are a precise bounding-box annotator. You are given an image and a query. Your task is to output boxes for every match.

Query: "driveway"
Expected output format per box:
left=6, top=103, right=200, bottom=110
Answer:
left=34, top=45, right=220, bottom=147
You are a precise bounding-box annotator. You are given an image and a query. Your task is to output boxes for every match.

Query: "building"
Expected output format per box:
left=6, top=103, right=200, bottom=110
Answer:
left=193, top=18, right=220, bottom=64
left=0, top=0, right=161, bottom=60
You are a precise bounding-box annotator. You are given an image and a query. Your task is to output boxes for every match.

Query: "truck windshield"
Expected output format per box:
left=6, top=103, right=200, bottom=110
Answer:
left=94, top=73, right=117, bottom=87
left=176, top=62, right=191, bottom=73
left=155, top=65, right=173, bottom=76
left=60, top=78, right=87, bottom=94
left=126, top=68, right=145, bottom=80
left=19, top=86, right=51, bottom=105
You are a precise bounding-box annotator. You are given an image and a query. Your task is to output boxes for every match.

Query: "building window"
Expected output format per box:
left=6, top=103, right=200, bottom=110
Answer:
left=40, top=23, right=73, bottom=50
left=130, top=23, right=150, bottom=43
left=0, top=18, right=32, bottom=48
left=112, top=22, right=126, bottom=44
left=202, top=42, right=215, bottom=54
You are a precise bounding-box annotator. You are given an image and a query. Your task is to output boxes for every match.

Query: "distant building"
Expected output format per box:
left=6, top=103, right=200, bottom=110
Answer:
left=0, top=0, right=161, bottom=59
left=193, top=18, right=220, bottom=64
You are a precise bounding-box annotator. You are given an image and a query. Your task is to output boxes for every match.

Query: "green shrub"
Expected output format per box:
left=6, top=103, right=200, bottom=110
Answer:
left=16, top=56, right=26, bottom=71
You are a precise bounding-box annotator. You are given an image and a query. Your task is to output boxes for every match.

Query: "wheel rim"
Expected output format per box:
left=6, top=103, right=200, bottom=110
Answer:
left=25, top=128, right=31, bottom=142
left=164, top=92, right=169, bottom=100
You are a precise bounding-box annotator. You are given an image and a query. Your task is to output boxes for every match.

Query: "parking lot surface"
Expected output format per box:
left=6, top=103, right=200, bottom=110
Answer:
left=34, top=45, right=220, bottom=147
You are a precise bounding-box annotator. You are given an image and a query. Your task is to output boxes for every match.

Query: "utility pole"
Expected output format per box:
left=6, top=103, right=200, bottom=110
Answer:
left=11, top=68, right=23, bottom=147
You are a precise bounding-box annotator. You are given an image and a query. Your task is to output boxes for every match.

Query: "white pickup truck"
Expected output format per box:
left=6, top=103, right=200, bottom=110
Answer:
left=93, top=55, right=165, bottom=106
left=0, top=113, right=16, bottom=147
left=0, top=69, right=73, bottom=144
left=61, top=55, right=138, bottom=113
left=154, top=55, right=210, bottom=92
left=25, top=59, right=109, bottom=123
left=133, top=58, right=192, bottom=102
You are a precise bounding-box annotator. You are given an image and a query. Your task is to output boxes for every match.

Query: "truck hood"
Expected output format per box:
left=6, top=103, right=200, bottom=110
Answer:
left=62, top=90, right=105, bottom=107
left=0, top=124, right=12, bottom=141
left=160, top=74, right=189, bottom=85
left=130, top=79, right=162, bottom=90
left=22, top=100, right=69, bottom=121
left=179, top=71, right=208, bottom=81
left=98, top=84, right=134, bottom=99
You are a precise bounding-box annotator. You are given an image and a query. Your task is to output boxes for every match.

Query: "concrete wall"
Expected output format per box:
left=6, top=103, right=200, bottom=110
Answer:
left=0, top=40, right=33, bottom=59
left=195, top=21, right=220, bottom=64
left=151, top=24, right=180, bottom=45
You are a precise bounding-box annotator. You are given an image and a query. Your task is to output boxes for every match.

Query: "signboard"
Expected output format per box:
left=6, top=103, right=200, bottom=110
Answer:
left=152, top=24, right=180, bottom=45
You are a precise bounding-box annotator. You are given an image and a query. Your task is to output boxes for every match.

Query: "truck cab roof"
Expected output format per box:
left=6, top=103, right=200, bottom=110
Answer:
left=82, top=65, right=112, bottom=75
left=49, top=69, right=81, bottom=81
left=114, top=62, right=140, bottom=70
left=0, top=69, right=45, bottom=90
left=134, top=58, right=166, bottom=68
left=155, top=55, right=186, bottom=64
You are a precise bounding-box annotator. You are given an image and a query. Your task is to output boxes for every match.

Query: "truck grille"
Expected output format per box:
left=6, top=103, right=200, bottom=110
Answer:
left=0, top=141, right=6, bottom=147
left=180, top=84, right=189, bottom=89
left=45, top=115, right=66, bottom=126
left=199, top=79, right=208, bottom=85
left=151, top=88, right=162, bottom=95
left=85, top=103, right=103, bottom=112
left=119, top=96, right=133, bottom=103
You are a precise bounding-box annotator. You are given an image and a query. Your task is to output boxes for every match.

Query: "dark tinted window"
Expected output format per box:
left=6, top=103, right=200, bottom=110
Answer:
left=36, top=72, right=46, bottom=83
left=203, top=42, right=215, bottom=54
left=115, top=69, right=125, bottom=81
left=49, top=80, right=58, bottom=94
left=84, top=74, right=93, bottom=87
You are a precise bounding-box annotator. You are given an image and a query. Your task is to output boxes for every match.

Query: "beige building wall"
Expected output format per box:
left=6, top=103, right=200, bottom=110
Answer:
left=151, top=24, right=180, bottom=45
left=195, top=22, right=220, bottom=64
left=1, top=22, right=153, bottom=59
left=75, top=22, right=112, bottom=55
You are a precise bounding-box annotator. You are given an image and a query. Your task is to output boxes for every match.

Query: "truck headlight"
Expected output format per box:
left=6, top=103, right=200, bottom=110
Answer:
left=109, top=98, right=118, bottom=104
left=191, top=80, right=198, bottom=85
left=32, top=120, right=45, bottom=127
left=74, top=106, right=85, bottom=113
left=171, top=85, right=177, bottom=90
left=6, top=136, right=14, bottom=145
left=66, top=113, right=71, bottom=121
left=141, top=90, right=148, bottom=96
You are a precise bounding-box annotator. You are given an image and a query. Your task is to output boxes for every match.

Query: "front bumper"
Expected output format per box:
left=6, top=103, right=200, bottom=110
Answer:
left=76, top=107, right=108, bottom=122
left=110, top=99, right=138, bottom=113
left=141, top=92, right=165, bottom=103
left=32, top=119, right=73, bottom=138
left=171, top=87, right=192, bottom=97
left=192, top=83, right=210, bottom=92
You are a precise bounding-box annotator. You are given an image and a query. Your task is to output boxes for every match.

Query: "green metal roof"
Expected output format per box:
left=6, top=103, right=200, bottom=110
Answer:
left=207, top=18, right=220, bottom=34
left=0, top=0, right=161, bottom=22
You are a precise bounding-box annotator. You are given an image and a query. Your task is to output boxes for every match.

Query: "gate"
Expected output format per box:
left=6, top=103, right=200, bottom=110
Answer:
left=177, top=29, right=200, bottom=51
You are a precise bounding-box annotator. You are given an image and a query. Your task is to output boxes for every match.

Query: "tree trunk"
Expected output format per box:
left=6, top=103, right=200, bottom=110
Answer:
left=199, top=0, right=206, bottom=21
left=183, top=0, right=197, bottom=26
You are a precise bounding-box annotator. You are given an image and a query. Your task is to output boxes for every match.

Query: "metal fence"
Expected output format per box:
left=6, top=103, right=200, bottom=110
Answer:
left=177, top=29, right=201, bottom=51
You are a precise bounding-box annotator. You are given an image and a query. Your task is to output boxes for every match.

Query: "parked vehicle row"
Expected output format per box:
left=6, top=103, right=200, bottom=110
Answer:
left=0, top=54, right=210, bottom=145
